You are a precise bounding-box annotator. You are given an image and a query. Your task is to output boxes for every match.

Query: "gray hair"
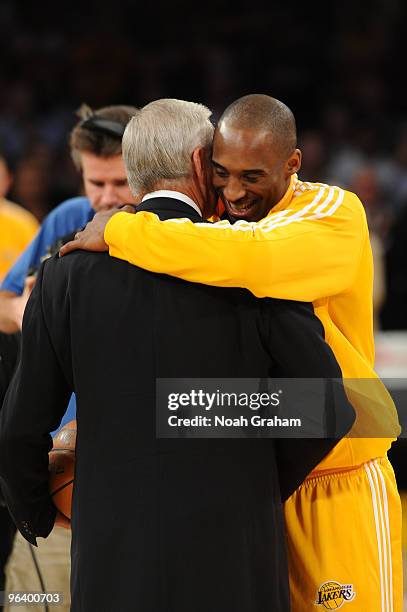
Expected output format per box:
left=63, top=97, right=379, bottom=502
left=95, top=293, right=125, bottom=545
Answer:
left=122, top=99, right=214, bottom=196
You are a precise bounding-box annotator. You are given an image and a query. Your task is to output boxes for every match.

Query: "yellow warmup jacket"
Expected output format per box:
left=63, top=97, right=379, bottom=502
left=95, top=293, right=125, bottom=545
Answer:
left=105, top=175, right=401, bottom=472
left=0, top=198, right=38, bottom=282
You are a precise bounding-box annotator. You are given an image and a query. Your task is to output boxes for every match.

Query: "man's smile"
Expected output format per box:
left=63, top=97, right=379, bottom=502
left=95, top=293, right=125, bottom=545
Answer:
left=222, top=197, right=259, bottom=220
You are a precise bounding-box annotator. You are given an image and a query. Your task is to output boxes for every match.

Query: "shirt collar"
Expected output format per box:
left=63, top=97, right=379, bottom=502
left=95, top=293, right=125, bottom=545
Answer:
left=265, top=174, right=298, bottom=216
left=141, top=190, right=202, bottom=217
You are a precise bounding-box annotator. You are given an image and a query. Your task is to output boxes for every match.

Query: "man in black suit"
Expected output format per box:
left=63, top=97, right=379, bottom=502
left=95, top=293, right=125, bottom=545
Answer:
left=0, top=99, right=354, bottom=612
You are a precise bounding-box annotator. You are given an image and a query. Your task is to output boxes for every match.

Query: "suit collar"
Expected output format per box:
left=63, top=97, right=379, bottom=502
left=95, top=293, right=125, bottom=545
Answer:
left=136, top=197, right=202, bottom=222
left=141, top=190, right=202, bottom=217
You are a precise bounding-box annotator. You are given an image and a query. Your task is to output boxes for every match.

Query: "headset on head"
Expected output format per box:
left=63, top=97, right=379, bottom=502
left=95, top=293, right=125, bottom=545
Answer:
left=79, top=115, right=126, bottom=139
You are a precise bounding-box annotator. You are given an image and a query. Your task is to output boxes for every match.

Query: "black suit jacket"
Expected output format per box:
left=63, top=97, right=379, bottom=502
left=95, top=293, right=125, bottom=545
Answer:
left=0, top=197, right=354, bottom=612
left=0, top=332, right=21, bottom=508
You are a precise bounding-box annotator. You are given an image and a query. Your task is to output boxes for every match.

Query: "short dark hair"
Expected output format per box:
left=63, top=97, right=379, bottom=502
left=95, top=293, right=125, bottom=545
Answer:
left=218, top=94, right=297, bottom=158
left=69, top=104, right=138, bottom=169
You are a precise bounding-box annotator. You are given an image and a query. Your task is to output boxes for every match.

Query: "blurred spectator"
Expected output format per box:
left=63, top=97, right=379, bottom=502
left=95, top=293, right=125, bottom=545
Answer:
left=321, top=105, right=352, bottom=156
left=297, top=130, right=328, bottom=183
left=0, top=152, right=38, bottom=282
left=351, top=165, right=393, bottom=239
left=380, top=203, right=407, bottom=330
left=350, top=166, right=391, bottom=329
left=9, top=153, right=52, bottom=221
left=376, top=125, right=407, bottom=215
left=326, top=122, right=381, bottom=190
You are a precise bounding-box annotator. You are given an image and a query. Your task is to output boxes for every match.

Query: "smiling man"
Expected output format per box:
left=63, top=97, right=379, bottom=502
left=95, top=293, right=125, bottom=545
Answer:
left=211, top=99, right=300, bottom=222
left=61, top=94, right=402, bottom=611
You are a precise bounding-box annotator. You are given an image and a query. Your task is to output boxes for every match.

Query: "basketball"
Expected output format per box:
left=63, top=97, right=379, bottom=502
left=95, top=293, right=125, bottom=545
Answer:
left=52, top=418, right=77, bottom=451
left=49, top=420, right=77, bottom=520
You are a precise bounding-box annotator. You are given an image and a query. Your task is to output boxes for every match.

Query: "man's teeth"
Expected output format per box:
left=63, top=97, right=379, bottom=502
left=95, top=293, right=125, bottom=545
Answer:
left=230, top=202, right=252, bottom=211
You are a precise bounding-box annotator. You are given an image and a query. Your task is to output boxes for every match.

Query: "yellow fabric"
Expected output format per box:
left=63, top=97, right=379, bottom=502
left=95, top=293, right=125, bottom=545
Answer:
left=284, top=457, right=403, bottom=611
left=104, top=175, right=401, bottom=470
left=0, top=198, right=38, bottom=282
left=401, top=491, right=407, bottom=550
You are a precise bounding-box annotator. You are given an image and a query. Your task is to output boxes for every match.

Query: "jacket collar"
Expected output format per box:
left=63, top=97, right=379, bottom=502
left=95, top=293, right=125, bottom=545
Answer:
left=136, top=197, right=203, bottom=222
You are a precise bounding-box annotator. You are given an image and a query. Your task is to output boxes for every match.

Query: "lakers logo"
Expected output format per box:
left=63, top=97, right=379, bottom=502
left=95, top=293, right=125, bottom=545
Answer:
left=315, top=581, right=356, bottom=609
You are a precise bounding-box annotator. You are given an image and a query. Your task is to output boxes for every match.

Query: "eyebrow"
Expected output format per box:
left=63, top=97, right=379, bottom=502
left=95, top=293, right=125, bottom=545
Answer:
left=212, top=160, right=266, bottom=175
left=211, top=160, right=226, bottom=169
left=241, top=169, right=266, bottom=176
left=88, top=178, right=127, bottom=183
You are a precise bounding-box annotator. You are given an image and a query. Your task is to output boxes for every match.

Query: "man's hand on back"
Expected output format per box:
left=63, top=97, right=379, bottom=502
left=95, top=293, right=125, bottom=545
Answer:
left=59, top=205, right=136, bottom=257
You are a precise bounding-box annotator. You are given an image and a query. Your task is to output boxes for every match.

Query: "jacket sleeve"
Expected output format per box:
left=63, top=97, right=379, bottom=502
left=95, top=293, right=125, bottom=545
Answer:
left=0, top=332, right=21, bottom=406
left=0, top=261, right=71, bottom=544
left=260, top=299, right=355, bottom=500
left=104, top=190, right=366, bottom=300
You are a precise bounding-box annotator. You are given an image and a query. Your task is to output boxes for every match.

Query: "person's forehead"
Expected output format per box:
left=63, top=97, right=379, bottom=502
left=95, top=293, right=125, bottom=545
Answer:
left=215, top=124, right=272, bottom=149
left=212, top=125, right=275, bottom=169
left=81, top=152, right=126, bottom=176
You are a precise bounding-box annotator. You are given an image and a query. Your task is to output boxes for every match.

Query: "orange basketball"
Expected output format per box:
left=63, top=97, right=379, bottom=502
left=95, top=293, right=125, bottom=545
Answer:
left=49, top=420, right=77, bottom=520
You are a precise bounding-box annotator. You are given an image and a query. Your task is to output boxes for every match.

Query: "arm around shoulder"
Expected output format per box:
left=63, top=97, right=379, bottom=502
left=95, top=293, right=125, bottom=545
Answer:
left=103, top=188, right=368, bottom=301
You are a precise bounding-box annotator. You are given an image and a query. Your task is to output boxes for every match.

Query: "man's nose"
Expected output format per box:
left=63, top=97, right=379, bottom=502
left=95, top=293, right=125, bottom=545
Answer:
left=222, top=178, right=246, bottom=202
left=100, top=185, right=121, bottom=208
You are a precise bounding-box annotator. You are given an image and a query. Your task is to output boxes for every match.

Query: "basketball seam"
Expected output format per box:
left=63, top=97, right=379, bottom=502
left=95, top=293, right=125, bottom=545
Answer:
left=50, top=479, right=74, bottom=497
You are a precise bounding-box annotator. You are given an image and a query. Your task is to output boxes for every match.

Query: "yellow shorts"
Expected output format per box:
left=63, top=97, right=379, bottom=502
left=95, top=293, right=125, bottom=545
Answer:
left=284, top=456, right=403, bottom=611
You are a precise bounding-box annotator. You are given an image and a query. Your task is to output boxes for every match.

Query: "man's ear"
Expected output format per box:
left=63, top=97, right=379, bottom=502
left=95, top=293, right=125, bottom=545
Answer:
left=192, top=146, right=215, bottom=218
left=286, top=148, right=302, bottom=176
left=192, top=146, right=206, bottom=185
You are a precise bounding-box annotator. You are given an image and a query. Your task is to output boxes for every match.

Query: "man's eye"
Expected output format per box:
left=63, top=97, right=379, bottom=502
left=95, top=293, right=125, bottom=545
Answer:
left=214, top=169, right=228, bottom=178
left=244, top=176, right=259, bottom=184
